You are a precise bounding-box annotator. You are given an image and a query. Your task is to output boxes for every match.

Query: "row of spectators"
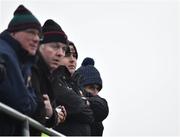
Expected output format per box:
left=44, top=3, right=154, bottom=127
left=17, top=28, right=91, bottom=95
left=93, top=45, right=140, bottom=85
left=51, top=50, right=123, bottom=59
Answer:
left=0, top=5, right=109, bottom=136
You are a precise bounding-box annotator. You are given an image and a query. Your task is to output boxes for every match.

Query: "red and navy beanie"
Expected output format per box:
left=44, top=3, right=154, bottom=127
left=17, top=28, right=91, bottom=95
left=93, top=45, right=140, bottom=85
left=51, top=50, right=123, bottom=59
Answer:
left=41, top=19, right=68, bottom=45
left=76, top=57, right=102, bottom=91
left=7, top=5, right=41, bottom=33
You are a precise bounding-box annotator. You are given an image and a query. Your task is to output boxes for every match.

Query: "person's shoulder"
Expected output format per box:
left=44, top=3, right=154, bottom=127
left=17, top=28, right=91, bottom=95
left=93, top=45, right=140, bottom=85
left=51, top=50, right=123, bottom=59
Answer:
left=53, top=65, right=71, bottom=78
left=0, top=42, right=17, bottom=64
left=0, top=39, right=11, bottom=51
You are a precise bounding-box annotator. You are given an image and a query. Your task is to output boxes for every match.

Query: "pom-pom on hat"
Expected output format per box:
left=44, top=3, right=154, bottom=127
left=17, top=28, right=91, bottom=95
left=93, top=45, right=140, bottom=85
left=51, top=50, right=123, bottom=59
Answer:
left=7, top=5, right=41, bottom=33
left=41, top=19, right=68, bottom=44
left=76, top=57, right=102, bottom=91
left=82, top=57, right=94, bottom=66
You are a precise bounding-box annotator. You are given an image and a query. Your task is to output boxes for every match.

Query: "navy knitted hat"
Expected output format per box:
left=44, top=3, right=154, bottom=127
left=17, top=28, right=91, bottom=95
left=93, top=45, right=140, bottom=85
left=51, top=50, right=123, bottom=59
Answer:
left=8, top=5, right=41, bottom=32
left=41, top=19, right=68, bottom=44
left=76, top=57, right=102, bottom=91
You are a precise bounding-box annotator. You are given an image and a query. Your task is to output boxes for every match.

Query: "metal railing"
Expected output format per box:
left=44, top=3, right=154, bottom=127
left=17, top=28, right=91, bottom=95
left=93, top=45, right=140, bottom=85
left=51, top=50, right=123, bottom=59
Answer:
left=0, top=102, right=65, bottom=136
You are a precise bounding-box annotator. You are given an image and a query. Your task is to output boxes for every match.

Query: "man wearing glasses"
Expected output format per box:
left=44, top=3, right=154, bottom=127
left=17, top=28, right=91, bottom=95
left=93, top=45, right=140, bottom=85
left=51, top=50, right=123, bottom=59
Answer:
left=30, top=19, right=68, bottom=135
left=0, top=5, right=41, bottom=135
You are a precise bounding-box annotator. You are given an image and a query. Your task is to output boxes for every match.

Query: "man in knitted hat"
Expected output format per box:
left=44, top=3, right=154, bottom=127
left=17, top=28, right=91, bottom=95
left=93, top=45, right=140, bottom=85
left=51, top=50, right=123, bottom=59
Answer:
left=0, top=5, right=41, bottom=135
left=30, top=19, right=68, bottom=135
left=39, top=19, right=68, bottom=71
left=75, top=57, right=109, bottom=136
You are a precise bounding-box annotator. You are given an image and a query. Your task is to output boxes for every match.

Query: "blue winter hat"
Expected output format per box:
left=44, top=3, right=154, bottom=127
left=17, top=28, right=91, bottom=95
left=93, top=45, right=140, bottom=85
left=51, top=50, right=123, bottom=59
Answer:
left=76, top=57, right=102, bottom=91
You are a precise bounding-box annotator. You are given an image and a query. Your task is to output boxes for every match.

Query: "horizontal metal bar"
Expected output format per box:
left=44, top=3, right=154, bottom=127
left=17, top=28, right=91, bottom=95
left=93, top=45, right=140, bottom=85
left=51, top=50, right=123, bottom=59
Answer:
left=0, top=102, right=65, bottom=136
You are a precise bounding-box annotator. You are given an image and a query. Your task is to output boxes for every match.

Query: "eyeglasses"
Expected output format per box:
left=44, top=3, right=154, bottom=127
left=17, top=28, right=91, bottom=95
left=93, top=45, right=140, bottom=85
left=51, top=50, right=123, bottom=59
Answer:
left=23, top=29, right=41, bottom=38
left=48, top=43, right=68, bottom=52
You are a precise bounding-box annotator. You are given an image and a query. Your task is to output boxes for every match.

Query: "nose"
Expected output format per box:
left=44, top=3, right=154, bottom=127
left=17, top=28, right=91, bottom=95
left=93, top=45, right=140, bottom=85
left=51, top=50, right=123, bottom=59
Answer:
left=33, top=34, right=40, bottom=44
left=93, top=89, right=99, bottom=95
left=56, top=48, right=65, bottom=57
left=69, top=55, right=76, bottom=62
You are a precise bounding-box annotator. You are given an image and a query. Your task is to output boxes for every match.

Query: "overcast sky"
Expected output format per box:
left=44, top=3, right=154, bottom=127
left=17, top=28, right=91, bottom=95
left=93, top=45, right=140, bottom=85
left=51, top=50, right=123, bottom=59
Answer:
left=0, top=0, right=180, bottom=136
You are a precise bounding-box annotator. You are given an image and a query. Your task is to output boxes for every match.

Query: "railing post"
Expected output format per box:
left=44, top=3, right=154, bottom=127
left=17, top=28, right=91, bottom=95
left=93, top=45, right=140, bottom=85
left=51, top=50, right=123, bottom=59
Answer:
left=0, top=102, right=65, bottom=136
left=22, top=119, right=30, bottom=136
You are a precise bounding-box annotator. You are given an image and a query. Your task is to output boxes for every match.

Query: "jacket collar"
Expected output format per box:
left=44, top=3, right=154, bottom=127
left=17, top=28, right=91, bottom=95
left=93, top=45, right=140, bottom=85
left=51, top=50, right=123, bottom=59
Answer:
left=0, top=30, right=35, bottom=64
left=36, top=51, right=51, bottom=76
left=53, top=65, right=71, bottom=79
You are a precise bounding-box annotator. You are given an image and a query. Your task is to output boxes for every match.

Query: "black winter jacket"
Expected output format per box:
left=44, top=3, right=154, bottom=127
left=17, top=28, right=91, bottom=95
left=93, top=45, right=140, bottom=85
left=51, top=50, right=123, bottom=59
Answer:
left=30, top=52, right=59, bottom=135
left=73, top=70, right=109, bottom=136
left=50, top=66, right=94, bottom=136
left=87, top=93, right=109, bottom=136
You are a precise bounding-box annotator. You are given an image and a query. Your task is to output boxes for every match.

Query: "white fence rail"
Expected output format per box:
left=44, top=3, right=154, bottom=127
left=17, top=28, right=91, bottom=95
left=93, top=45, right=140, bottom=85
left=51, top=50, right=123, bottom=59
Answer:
left=0, top=102, right=65, bottom=136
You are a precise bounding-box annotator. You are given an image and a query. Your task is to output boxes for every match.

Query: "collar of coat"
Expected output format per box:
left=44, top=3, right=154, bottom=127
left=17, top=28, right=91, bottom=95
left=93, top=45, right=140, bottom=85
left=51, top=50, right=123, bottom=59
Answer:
left=0, top=30, right=36, bottom=64
left=53, top=65, right=71, bottom=79
left=35, top=51, right=52, bottom=77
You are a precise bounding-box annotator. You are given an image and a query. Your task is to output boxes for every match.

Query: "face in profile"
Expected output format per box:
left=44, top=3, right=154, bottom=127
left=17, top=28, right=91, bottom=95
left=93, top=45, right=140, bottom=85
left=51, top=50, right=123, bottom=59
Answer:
left=40, top=42, right=67, bottom=71
left=61, top=45, right=77, bottom=75
left=11, top=29, right=40, bottom=55
left=84, top=84, right=100, bottom=96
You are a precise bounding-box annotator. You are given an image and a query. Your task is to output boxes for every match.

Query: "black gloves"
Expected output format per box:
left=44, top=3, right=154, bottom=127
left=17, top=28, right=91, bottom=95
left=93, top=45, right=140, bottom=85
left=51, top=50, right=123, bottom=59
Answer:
left=71, top=72, right=83, bottom=87
left=70, top=72, right=84, bottom=95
